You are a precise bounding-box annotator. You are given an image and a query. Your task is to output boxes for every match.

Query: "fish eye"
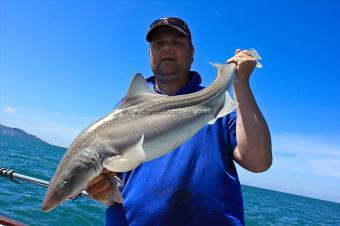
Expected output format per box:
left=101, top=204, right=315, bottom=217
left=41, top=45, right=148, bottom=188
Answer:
left=57, top=179, right=68, bottom=189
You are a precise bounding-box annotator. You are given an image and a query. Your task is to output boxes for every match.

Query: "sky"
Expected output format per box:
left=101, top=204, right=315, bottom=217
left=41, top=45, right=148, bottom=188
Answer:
left=1, top=0, right=340, bottom=203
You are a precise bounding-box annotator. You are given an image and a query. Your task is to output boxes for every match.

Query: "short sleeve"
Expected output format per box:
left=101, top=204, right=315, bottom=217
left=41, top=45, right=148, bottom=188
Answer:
left=227, top=111, right=237, bottom=152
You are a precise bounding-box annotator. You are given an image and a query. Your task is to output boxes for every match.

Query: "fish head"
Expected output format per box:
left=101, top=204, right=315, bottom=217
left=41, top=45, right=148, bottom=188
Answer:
left=41, top=148, right=102, bottom=211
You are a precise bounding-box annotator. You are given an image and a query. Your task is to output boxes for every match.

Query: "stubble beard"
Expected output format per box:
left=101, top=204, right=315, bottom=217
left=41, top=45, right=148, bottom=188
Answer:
left=155, top=61, right=181, bottom=79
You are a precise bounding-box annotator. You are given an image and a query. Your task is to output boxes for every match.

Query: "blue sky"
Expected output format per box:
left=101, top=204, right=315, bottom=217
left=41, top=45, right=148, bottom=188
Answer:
left=1, top=0, right=340, bottom=203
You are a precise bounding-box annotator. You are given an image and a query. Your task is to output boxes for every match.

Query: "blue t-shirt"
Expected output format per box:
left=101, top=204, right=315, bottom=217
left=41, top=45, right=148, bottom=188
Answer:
left=105, top=71, right=244, bottom=226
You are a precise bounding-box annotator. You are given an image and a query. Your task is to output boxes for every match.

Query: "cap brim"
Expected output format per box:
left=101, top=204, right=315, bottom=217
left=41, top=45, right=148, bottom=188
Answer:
left=146, top=24, right=189, bottom=42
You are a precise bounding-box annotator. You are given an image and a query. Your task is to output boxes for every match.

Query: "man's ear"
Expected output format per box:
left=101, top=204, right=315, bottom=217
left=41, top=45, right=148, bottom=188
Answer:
left=191, top=45, right=195, bottom=63
left=148, top=47, right=153, bottom=61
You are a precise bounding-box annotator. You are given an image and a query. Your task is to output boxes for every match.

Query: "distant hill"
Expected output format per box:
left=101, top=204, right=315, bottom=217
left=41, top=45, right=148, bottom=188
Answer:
left=0, top=124, right=49, bottom=145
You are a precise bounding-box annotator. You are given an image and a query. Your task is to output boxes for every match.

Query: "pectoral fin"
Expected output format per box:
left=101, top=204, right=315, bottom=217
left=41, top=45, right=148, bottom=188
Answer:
left=103, top=135, right=145, bottom=172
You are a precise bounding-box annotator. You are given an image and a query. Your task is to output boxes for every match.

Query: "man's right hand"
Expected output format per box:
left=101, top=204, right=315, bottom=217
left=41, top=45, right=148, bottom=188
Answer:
left=86, top=169, right=118, bottom=206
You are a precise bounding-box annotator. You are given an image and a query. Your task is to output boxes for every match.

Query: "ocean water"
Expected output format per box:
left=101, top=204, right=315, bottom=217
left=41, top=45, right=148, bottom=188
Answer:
left=242, top=186, right=340, bottom=225
left=1, top=134, right=340, bottom=225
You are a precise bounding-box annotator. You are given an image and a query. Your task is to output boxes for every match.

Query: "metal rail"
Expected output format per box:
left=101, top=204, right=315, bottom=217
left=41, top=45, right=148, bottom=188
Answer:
left=0, top=167, right=90, bottom=199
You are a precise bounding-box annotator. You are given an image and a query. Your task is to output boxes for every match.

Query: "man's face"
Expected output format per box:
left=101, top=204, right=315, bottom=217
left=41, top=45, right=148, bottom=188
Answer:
left=149, top=27, right=194, bottom=77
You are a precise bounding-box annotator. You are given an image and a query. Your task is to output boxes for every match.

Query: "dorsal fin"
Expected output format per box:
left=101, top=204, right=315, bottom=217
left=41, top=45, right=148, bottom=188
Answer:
left=117, top=73, right=164, bottom=110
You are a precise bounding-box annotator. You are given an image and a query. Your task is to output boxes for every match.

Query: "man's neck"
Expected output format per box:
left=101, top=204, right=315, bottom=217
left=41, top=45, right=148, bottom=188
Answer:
left=154, top=73, right=190, bottom=95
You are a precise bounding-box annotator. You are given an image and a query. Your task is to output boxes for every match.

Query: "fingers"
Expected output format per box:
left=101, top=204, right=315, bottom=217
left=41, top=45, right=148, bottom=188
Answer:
left=227, top=49, right=257, bottom=65
left=86, top=170, right=118, bottom=206
left=88, top=170, right=116, bottom=186
left=90, top=182, right=115, bottom=204
left=86, top=176, right=112, bottom=196
left=226, top=48, right=258, bottom=82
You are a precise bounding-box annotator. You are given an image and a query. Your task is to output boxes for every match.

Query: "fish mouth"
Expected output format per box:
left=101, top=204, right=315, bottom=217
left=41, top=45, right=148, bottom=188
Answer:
left=41, top=194, right=61, bottom=212
left=41, top=186, right=74, bottom=212
left=41, top=187, right=81, bottom=212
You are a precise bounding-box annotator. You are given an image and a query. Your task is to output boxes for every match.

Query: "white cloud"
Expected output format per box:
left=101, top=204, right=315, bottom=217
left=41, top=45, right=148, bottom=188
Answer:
left=4, top=106, right=16, bottom=115
left=271, top=133, right=340, bottom=178
left=237, top=133, right=340, bottom=203
left=273, top=133, right=340, bottom=158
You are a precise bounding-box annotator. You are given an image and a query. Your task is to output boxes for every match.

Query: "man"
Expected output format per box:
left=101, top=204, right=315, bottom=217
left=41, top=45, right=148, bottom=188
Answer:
left=86, top=17, right=272, bottom=226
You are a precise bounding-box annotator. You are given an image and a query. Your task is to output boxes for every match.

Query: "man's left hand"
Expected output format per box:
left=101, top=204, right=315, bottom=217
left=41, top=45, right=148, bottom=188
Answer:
left=226, top=49, right=257, bottom=83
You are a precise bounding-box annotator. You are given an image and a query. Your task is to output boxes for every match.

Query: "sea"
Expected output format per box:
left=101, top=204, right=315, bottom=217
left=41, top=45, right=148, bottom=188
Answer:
left=1, top=131, right=340, bottom=226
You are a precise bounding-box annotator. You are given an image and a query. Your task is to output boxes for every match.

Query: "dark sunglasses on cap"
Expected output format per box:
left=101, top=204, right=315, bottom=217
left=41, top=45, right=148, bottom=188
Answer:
left=146, top=17, right=192, bottom=42
left=150, top=17, right=189, bottom=30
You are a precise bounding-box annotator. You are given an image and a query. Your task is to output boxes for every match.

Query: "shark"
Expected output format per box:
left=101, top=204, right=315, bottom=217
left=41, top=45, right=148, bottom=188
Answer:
left=41, top=51, right=261, bottom=211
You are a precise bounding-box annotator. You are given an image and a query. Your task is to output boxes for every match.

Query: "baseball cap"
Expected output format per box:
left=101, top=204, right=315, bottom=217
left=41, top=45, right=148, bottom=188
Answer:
left=146, top=17, right=192, bottom=43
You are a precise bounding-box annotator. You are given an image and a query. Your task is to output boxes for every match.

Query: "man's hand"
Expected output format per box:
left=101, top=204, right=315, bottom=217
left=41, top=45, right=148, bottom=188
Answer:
left=226, top=49, right=257, bottom=83
left=86, top=169, right=117, bottom=206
